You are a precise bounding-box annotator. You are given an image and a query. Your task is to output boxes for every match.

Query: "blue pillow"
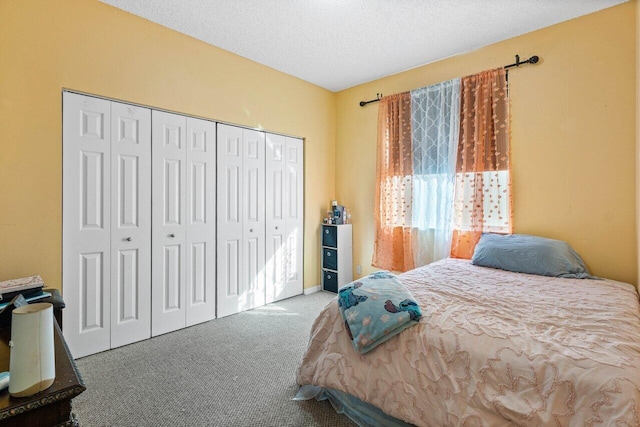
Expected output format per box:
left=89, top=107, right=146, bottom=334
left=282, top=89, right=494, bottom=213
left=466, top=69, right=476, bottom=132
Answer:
left=471, top=234, right=595, bottom=279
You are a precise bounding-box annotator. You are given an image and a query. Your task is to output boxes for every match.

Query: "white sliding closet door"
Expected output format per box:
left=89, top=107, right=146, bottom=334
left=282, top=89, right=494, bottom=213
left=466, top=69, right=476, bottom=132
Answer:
left=283, top=136, right=304, bottom=298
left=217, top=124, right=265, bottom=317
left=217, top=124, right=242, bottom=318
left=266, top=134, right=304, bottom=303
left=63, top=93, right=112, bottom=357
left=242, top=128, right=266, bottom=311
left=185, top=117, right=216, bottom=326
left=110, top=102, right=152, bottom=348
left=152, top=112, right=216, bottom=334
left=265, top=134, right=286, bottom=303
left=152, top=111, right=187, bottom=336
left=63, top=92, right=151, bottom=358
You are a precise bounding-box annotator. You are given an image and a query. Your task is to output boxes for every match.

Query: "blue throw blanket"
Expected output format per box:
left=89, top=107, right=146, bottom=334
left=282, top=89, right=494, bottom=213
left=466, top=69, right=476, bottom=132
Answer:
left=337, top=271, right=422, bottom=354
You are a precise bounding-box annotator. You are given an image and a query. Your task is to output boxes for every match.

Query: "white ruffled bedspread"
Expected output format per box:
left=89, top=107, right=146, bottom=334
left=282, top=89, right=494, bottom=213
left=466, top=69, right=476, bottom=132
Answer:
left=296, top=258, right=640, bottom=426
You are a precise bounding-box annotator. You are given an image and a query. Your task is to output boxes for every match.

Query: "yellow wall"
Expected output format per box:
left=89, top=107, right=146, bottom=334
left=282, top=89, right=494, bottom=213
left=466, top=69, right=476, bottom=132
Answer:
left=0, top=0, right=336, bottom=290
left=336, top=2, right=637, bottom=285
left=1, top=0, right=637, bottom=291
left=637, top=0, right=640, bottom=287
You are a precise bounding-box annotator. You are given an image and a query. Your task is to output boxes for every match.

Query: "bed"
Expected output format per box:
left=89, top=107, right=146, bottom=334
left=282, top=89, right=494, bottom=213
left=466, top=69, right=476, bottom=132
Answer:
left=296, top=255, right=640, bottom=425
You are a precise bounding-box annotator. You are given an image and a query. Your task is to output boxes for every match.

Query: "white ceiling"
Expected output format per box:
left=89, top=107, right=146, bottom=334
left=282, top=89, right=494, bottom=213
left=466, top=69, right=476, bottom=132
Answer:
left=100, top=0, right=628, bottom=92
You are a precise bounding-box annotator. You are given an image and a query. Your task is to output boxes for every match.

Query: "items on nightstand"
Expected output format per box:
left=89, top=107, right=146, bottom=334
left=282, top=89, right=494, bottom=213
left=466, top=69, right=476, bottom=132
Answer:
left=325, top=200, right=350, bottom=225
left=0, top=275, right=65, bottom=331
left=0, top=275, right=44, bottom=302
left=331, top=200, right=344, bottom=224
left=0, top=372, right=8, bottom=391
left=9, top=303, right=55, bottom=397
left=0, top=294, right=28, bottom=327
left=0, top=317, right=85, bottom=425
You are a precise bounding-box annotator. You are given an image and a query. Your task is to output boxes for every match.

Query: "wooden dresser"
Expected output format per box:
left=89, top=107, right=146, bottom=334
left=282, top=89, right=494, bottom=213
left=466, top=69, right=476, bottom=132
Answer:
left=0, top=320, right=85, bottom=426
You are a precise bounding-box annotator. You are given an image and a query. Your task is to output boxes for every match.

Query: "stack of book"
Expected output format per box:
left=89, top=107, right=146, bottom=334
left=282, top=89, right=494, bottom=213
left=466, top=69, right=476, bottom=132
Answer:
left=0, top=275, right=50, bottom=309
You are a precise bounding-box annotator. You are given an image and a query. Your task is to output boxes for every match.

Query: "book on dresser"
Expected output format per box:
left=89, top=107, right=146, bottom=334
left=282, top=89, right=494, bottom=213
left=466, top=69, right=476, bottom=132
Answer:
left=0, top=292, right=52, bottom=311
left=0, top=275, right=45, bottom=302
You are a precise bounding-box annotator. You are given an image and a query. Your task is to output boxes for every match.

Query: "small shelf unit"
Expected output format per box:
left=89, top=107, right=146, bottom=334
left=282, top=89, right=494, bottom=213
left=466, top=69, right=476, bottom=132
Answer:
left=321, top=224, right=353, bottom=293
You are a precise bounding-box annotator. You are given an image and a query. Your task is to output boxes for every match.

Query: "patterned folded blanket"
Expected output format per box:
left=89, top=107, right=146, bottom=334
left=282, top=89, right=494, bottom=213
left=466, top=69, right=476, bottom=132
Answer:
left=337, top=271, right=422, bottom=354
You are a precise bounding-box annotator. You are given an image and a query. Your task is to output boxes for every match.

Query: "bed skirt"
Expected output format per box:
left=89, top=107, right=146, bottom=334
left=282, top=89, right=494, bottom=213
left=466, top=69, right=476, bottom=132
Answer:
left=293, top=385, right=413, bottom=427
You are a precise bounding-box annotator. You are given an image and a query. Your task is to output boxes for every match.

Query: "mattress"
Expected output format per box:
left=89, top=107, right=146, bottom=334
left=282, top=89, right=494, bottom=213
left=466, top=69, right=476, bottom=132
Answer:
left=296, top=258, right=640, bottom=425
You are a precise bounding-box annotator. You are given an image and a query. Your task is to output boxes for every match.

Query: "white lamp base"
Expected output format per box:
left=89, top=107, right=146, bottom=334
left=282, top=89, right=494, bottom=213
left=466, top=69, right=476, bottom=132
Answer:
left=8, top=302, right=56, bottom=397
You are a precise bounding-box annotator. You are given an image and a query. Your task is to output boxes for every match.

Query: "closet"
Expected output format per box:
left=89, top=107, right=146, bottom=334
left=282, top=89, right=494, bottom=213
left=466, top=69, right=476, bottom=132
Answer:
left=216, top=124, right=266, bottom=317
left=151, top=111, right=216, bottom=336
left=63, top=93, right=152, bottom=358
left=264, top=133, right=304, bottom=304
left=63, top=92, right=303, bottom=358
left=216, top=126, right=304, bottom=317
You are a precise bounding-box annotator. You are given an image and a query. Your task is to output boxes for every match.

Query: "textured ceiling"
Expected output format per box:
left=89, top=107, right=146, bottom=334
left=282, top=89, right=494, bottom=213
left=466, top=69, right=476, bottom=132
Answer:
left=99, top=0, right=628, bottom=92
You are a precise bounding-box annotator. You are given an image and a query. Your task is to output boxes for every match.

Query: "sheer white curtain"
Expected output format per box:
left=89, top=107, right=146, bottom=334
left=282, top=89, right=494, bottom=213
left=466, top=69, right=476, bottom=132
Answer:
left=410, top=79, right=461, bottom=267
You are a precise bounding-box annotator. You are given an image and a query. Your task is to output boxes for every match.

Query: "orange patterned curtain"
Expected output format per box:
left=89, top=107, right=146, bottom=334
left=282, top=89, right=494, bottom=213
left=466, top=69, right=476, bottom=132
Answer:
left=450, top=68, right=512, bottom=259
left=372, top=93, right=415, bottom=271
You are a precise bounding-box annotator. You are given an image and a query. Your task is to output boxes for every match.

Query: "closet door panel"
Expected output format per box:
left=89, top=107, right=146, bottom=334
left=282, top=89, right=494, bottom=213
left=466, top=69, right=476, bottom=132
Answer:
left=217, top=124, right=243, bottom=318
left=265, top=134, right=286, bottom=303
left=185, top=117, right=216, bottom=326
left=110, top=102, right=151, bottom=348
left=284, top=137, right=304, bottom=297
left=152, top=111, right=187, bottom=336
left=242, top=130, right=266, bottom=311
left=63, top=92, right=112, bottom=358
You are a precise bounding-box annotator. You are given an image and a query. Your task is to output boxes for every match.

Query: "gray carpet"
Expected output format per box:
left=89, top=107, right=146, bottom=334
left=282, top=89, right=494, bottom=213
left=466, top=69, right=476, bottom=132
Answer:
left=73, top=292, right=356, bottom=427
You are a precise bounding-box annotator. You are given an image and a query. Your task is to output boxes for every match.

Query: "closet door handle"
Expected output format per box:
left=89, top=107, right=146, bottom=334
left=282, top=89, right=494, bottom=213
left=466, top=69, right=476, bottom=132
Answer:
left=169, top=234, right=175, bottom=238
left=249, top=228, right=254, bottom=233
left=125, top=237, right=132, bottom=242
left=275, top=226, right=278, bottom=230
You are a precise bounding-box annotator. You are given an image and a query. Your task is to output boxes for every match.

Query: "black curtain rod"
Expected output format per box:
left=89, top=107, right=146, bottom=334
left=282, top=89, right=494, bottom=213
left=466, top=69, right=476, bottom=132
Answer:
left=358, top=54, right=540, bottom=107
left=504, top=54, right=539, bottom=69
left=359, top=93, right=383, bottom=107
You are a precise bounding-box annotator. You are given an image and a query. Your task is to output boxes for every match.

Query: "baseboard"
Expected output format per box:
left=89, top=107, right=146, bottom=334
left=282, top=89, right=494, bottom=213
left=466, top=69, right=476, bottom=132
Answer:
left=303, top=285, right=321, bottom=295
